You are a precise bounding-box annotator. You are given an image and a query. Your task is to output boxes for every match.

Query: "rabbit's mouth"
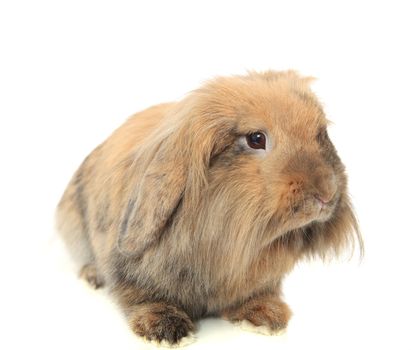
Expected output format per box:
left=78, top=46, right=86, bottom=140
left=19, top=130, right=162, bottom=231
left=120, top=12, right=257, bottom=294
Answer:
left=314, top=199, right=338, bottom=223
left=286, top=194, right=339, bottom=229
left=314, top=200, right=337, bottom=222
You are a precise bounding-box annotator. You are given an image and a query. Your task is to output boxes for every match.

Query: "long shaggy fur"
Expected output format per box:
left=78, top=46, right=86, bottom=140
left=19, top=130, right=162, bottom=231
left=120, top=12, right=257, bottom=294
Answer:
left=56, top=70, right=362, bottom=345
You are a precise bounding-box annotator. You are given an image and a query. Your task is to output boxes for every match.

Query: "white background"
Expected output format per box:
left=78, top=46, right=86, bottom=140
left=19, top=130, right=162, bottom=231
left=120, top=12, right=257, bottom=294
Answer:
left=1, top=1, right=410, bottom=349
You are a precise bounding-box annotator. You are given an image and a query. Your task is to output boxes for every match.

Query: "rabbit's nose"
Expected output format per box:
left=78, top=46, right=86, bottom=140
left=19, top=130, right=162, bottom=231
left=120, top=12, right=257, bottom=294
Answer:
left=314, top=193, right=333, bottom=204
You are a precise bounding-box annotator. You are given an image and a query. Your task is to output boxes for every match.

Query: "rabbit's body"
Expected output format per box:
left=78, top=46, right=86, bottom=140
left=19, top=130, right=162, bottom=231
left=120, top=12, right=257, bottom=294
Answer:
left=57, top=71, right=361, bottom=345
left=57, top=102, right=296, bottom=315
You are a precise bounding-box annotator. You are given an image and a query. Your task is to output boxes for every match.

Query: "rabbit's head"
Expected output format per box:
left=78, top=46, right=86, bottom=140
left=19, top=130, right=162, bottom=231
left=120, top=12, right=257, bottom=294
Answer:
left=118, top=71, right=361, bottom=262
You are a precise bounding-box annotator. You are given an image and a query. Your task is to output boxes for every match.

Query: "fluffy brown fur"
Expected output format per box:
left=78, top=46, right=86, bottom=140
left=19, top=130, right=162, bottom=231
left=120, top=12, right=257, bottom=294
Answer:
left=56, top=70, right=362, bottom=345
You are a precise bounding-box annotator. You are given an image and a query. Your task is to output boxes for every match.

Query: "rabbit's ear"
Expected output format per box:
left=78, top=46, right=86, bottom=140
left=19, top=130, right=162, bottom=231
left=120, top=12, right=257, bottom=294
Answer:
left=117, top=127, right=190, bottom=257
left=117, top=98, right=233, bottom=257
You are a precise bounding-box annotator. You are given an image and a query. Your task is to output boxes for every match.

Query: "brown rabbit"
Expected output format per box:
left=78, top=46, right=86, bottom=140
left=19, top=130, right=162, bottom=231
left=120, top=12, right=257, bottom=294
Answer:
left=56, top=70, right=362, bottom=346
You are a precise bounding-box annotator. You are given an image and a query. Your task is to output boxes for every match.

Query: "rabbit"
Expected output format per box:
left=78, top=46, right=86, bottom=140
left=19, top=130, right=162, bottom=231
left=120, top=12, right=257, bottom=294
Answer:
left=56, top=70, right=362, bottom=346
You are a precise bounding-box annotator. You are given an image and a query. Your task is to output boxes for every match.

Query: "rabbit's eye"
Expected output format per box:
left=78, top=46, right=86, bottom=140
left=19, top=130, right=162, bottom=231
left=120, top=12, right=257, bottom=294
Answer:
left=246, top=132, right=266, bottom=150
